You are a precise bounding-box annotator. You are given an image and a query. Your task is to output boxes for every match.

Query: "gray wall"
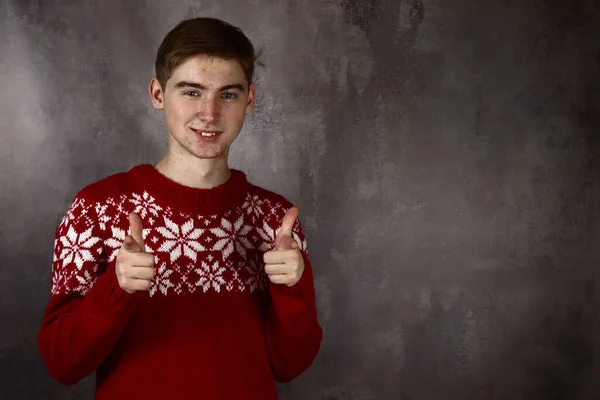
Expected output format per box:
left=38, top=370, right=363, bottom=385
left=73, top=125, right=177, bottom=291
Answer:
left=1, top=0, right=599, bottom=399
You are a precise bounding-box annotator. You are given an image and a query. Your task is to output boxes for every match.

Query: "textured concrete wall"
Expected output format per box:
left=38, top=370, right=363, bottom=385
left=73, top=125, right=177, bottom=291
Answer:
left=1, top=0, right=600, bottom=399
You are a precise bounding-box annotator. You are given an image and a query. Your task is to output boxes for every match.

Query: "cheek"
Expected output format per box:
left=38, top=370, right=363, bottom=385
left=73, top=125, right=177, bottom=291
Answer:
left=165, top=103, right=191, bottom=125
left=225, top=105, right=246, bottom=126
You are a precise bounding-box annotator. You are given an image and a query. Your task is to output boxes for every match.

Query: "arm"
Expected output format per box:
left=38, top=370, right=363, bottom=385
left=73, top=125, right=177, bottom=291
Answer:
left=38, top=192, right=141, bottom=385
left=264, top=211, right=323, bottom=382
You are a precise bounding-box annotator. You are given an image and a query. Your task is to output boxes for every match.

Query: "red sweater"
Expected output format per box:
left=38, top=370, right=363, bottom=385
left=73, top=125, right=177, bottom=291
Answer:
left=38, top=164, right=322, bottom=399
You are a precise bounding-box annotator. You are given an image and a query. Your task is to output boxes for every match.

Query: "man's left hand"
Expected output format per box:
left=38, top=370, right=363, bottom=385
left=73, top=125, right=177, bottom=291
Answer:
left=263, top=207, right=304, bottom=287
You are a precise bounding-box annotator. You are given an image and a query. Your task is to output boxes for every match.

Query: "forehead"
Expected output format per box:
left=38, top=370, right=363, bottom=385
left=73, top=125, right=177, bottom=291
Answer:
left=169, top=54, right=246, bottom=86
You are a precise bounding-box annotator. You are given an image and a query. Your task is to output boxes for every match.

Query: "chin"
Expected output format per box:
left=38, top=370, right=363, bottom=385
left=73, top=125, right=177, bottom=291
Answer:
left=191, top=149, right=226, bottom=160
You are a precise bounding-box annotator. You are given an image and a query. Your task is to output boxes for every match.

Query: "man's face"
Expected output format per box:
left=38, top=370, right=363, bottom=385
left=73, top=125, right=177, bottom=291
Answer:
left=150, top=54, right=255, bottom=160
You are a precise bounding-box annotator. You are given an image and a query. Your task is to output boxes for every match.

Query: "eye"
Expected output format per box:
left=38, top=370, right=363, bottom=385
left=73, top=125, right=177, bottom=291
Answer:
left=222, top=92, right=237, bottom=100
left=184, top=91, right=199, bottom=97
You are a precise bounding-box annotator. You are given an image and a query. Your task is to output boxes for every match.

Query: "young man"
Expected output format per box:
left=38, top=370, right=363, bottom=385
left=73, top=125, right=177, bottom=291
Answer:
left=38, top=17, right=322, bottom=399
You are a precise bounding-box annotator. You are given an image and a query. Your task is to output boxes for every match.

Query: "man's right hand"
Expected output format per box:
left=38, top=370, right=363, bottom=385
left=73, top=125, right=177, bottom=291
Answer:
left=116, top=212, right=155, bottom=294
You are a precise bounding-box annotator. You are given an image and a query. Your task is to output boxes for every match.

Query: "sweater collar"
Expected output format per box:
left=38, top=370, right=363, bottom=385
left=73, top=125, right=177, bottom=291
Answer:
left=129, top=164, right=249, bottom=216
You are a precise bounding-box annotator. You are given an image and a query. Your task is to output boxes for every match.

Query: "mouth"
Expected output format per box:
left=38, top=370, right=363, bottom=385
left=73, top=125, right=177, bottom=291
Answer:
left=191, top=128, right=223, bottom=140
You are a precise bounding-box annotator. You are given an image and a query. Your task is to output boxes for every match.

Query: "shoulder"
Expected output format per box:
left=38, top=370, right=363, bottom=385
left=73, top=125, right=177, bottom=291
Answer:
left=58, top=165, right=144, bottom=228
left=244, top=181, right=309, bottom=252
left=245, top=181, right=295, bottom=212
left=72, top=164, right=144, bottom=205
left=244, top=180, right=306, bottom=230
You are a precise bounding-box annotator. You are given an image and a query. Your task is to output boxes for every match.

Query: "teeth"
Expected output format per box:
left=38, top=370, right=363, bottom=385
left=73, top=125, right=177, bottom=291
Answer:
left=201, top=132, right=216, bottom=137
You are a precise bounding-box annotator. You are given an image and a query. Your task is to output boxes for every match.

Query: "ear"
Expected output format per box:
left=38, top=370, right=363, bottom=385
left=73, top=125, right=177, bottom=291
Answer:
left=245, top=82, right=256, bottom=114
left=149, top=77, right=165, bottom=110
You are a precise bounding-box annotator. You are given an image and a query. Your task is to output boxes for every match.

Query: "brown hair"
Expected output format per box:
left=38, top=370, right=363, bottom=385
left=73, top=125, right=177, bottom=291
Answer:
left=154, top=17, right=263, bottom=91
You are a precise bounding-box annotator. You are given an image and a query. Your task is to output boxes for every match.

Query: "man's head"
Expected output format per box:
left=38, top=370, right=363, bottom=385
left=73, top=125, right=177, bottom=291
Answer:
left=154, top=17, right=260, bottom=91
left=149, top=17, right=261, bottom=161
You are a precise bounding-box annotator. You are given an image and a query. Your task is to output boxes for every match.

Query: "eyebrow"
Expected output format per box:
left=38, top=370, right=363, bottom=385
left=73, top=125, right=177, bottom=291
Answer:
left=173, top=81, right=246, bottom=92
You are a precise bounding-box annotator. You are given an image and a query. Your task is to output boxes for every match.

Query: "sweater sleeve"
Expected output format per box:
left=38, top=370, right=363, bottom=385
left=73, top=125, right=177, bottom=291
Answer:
left=264, top=213, right=323, bottom=382
left=38, top=190, right=142, bottom=386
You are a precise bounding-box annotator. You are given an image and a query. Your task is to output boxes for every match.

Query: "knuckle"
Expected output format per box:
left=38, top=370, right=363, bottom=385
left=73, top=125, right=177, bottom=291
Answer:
left=116, top=252, right=126, bottom=264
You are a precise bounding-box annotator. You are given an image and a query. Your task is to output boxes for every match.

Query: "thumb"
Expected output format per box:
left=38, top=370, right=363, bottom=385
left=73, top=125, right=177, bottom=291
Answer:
left=275, top=207, right=299, bottom=250
left=122, top=234, right=143, bottom=252
left=127, top=212, right=145, bottom=251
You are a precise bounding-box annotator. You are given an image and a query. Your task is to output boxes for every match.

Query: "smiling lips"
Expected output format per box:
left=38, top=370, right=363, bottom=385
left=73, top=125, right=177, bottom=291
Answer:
left=191, top=128, right=223, bottom=138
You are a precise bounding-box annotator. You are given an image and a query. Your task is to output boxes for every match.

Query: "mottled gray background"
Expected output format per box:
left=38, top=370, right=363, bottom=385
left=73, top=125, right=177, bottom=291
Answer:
left=1, top=0, right=600, bottom=399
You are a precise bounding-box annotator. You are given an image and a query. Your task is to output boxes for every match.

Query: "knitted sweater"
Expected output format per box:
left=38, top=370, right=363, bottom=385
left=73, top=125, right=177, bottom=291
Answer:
left=38, top=164, right=322, bottom=400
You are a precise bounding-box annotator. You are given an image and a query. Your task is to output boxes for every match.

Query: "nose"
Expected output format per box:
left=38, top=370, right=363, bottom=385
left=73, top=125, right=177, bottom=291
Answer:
left=197, top=96, right=220, bottom=123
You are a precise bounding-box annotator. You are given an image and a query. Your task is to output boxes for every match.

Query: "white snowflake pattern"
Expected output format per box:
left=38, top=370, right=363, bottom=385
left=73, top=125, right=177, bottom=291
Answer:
left=52, top=239, right=58, bottom=263
left=244, top=253, right=269, bottom=292
left=116, top=196, right=126, bottom=214
left=63, top=196, right=86, bottom=223
left=226, top=267, right=246, bottom=292
left=156, top=217, right=205, bottom=262
left=171, top=263, right=197, bottom=295
left=58, top=226, right=101, bottom=270
left=241, top=193, right=265, bottom=223
left=256, top=220, right=276, bottom=252
left=104, top=226, right=126, bottom=262
left=210, top=214, right=254, bottom=259
left=149, top=262, right=175, bottom=297
left=51, top=266, right=73, bottom=295
left=199, top=215, right=218, bottom=227
left=74, top=268, right=97, bottom=295
left=195, top=259, right=226, bottom=292
left=128, top=192, right=163, bottom=221
left=95, top=202, right=110, bottom=230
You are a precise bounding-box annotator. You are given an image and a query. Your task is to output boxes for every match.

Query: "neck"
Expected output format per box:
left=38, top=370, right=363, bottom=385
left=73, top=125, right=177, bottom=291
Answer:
left=155, top=152, right=232, bottom=190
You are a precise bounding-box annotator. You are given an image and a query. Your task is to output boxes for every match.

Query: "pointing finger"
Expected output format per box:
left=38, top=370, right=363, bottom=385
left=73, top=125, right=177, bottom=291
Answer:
left=128, top=212, right=145, bottom=250
left=275, top=207, right=299, bottom=250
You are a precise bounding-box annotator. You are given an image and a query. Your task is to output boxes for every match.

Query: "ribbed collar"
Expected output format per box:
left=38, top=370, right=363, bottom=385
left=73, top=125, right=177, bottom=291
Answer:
left=128, top=164, right=249, bottom=216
